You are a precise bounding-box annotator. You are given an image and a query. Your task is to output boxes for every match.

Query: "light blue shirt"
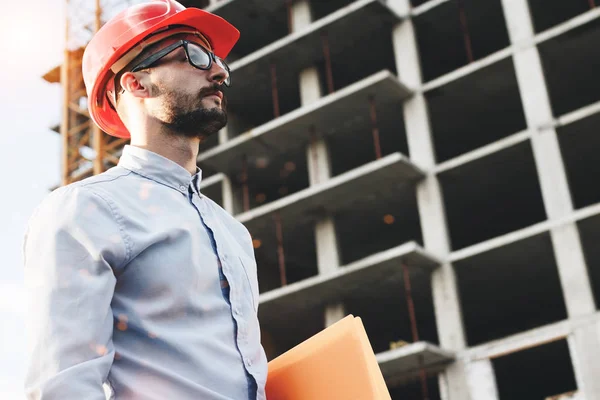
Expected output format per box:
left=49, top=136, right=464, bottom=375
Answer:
left=23, top=145, right=268, bottom=399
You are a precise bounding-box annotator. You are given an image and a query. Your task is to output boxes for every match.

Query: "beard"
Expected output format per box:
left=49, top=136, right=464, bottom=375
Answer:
left=154, top=83, right=228, bottom=139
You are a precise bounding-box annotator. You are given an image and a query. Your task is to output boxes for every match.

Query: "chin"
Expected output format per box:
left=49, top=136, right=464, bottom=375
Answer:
left=201, top=97, right=222, bottom=109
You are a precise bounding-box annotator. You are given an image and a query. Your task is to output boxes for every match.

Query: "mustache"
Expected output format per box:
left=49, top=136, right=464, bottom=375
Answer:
left=199, top=84, right=226, bottom=99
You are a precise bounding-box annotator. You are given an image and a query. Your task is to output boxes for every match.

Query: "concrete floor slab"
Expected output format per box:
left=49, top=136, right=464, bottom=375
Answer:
left=377, top=341, right=455, bottom=380
left=258, top=241, right=441, bottom=322
left=237, top=152, right=424, bottom=232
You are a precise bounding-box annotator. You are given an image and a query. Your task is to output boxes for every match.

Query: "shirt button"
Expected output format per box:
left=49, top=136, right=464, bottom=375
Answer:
left=179, top=185, right=186, bottom=192
left=246, top=358, right=252, bottom=367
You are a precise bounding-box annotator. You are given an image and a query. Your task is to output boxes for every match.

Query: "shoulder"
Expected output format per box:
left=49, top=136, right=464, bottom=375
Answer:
left=76, top=166, right=133, bottom=191
left=28, top=184, right=111, bottom=231
left=28, top=167, right=134, bottom=232
left=23, top=184, right=132, bottom=273
left=39, top=167, right=126, bottom=204
left=44, top=167, right=138, bottom=215
left=24, top=170, right=133, bottom=266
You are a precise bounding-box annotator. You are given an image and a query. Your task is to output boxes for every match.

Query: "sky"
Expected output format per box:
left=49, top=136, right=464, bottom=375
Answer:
left=0, top=1, right=64, bottom=398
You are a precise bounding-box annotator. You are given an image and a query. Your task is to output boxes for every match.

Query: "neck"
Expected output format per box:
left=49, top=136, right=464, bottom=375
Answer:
left=130, top=128, right=200, bottom=175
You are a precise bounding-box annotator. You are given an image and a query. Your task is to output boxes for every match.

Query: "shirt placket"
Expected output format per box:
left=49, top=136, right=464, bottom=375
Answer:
left=189, top=191, right=255, bottom=376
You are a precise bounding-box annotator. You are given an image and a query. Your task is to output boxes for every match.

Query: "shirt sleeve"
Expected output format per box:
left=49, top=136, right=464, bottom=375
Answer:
left=22, top=185, right=130, bottom=399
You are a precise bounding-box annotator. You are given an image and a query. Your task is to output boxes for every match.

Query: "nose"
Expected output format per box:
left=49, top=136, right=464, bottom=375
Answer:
left=208, top=61, right=229, bottom=86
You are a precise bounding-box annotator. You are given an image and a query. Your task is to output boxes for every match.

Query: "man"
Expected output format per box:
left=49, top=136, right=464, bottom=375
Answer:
left=22, top=1, right=268, bottom=399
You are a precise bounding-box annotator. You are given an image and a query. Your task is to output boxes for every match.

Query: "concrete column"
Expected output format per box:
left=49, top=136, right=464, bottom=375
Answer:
left=293, top=0, right=345, bottom=328
left=465, top=359, right=500, bottom=400
left=501, top=0, right=600, bottom=398
left=218, top=126, right=229, bottom=145
left=568, top=322, right=600, bottom=398
left=217, top=122, right=234, bottom=215
left=300, top=67, right=332, bottom=185
left=220, top=173, right=234, bottom=215
left=391, top=2, right=472, bottom=398
left=299, top=67, right=322, bottom=107
left=291, top=0, right=312, bottom=33
left=502, top=0, right=595, bottom=330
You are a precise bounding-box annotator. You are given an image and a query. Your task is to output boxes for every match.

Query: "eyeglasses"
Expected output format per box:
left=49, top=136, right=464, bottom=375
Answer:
left=129, top=39, right=231, bottom=86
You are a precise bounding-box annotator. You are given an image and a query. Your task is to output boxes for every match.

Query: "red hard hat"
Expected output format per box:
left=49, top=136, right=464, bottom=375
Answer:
left=82, top=0, right=240, bottom=138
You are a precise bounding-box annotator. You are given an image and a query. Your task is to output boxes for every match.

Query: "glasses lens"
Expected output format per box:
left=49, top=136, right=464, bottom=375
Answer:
left=187, top=43, right=211, bottom=69
left=187, top=43, right=231, bottom=86
left=215, top=57, right=229, bottom=72
left=215, top=58, right=231, bottom=86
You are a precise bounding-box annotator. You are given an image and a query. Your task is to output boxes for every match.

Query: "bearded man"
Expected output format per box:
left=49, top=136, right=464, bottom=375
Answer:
left=23, top=1, right=267, bottom=399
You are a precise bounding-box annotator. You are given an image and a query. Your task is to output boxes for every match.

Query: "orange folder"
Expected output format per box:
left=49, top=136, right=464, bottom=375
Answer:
left=266, top=314, right=391, bottom=400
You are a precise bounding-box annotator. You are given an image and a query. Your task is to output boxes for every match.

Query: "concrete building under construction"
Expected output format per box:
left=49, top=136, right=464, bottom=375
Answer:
left=46, top=0, right=600, bottom=399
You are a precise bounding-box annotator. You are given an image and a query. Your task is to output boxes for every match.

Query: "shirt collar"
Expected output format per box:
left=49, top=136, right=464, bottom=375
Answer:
left=118, top=145, right=202, bottom=194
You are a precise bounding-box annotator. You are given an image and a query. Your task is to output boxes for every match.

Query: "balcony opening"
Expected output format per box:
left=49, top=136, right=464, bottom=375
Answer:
left=414, top=0, right=510, bottom=82
left=558, top=111, right=600, bottom=209
left=343, top=263, right=439, bottom=354
left=411, top=0, right=431, bottom=8
left=527, top=0, right=592, bottom=33
left=226, top=64, right=302, bottom=138
left=539, top=17, right=600, bottom=117
left=455, top=232, right=568, bottom=346
left=492, top=339, right=578, bottom=400
left=179, top=0, right=209, bottom=9
left=216, top=3, right=289, bottom=62
left=230, top=147, right=310, bottom=214
left=251, top=218, right=318, bottom=296
left=328, top=97, right=409, bottom=177
left=439, top=140, right=546, bottom=250
left=427, top=57, right=527, bottom=163
left=388, top=374, right=441, bottom=400
left=336, top=186, right=422, bottom=265
left=261, top=307, right=325, bottom=360
left=326, top=26, right=398, bottom=92
left=577, top=213, right=600, bottom=310
left=310, top=0, right=356, bottom=22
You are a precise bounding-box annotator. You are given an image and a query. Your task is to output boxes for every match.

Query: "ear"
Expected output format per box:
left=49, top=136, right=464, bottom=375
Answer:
left=120, top=71, right=152, bottom=99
